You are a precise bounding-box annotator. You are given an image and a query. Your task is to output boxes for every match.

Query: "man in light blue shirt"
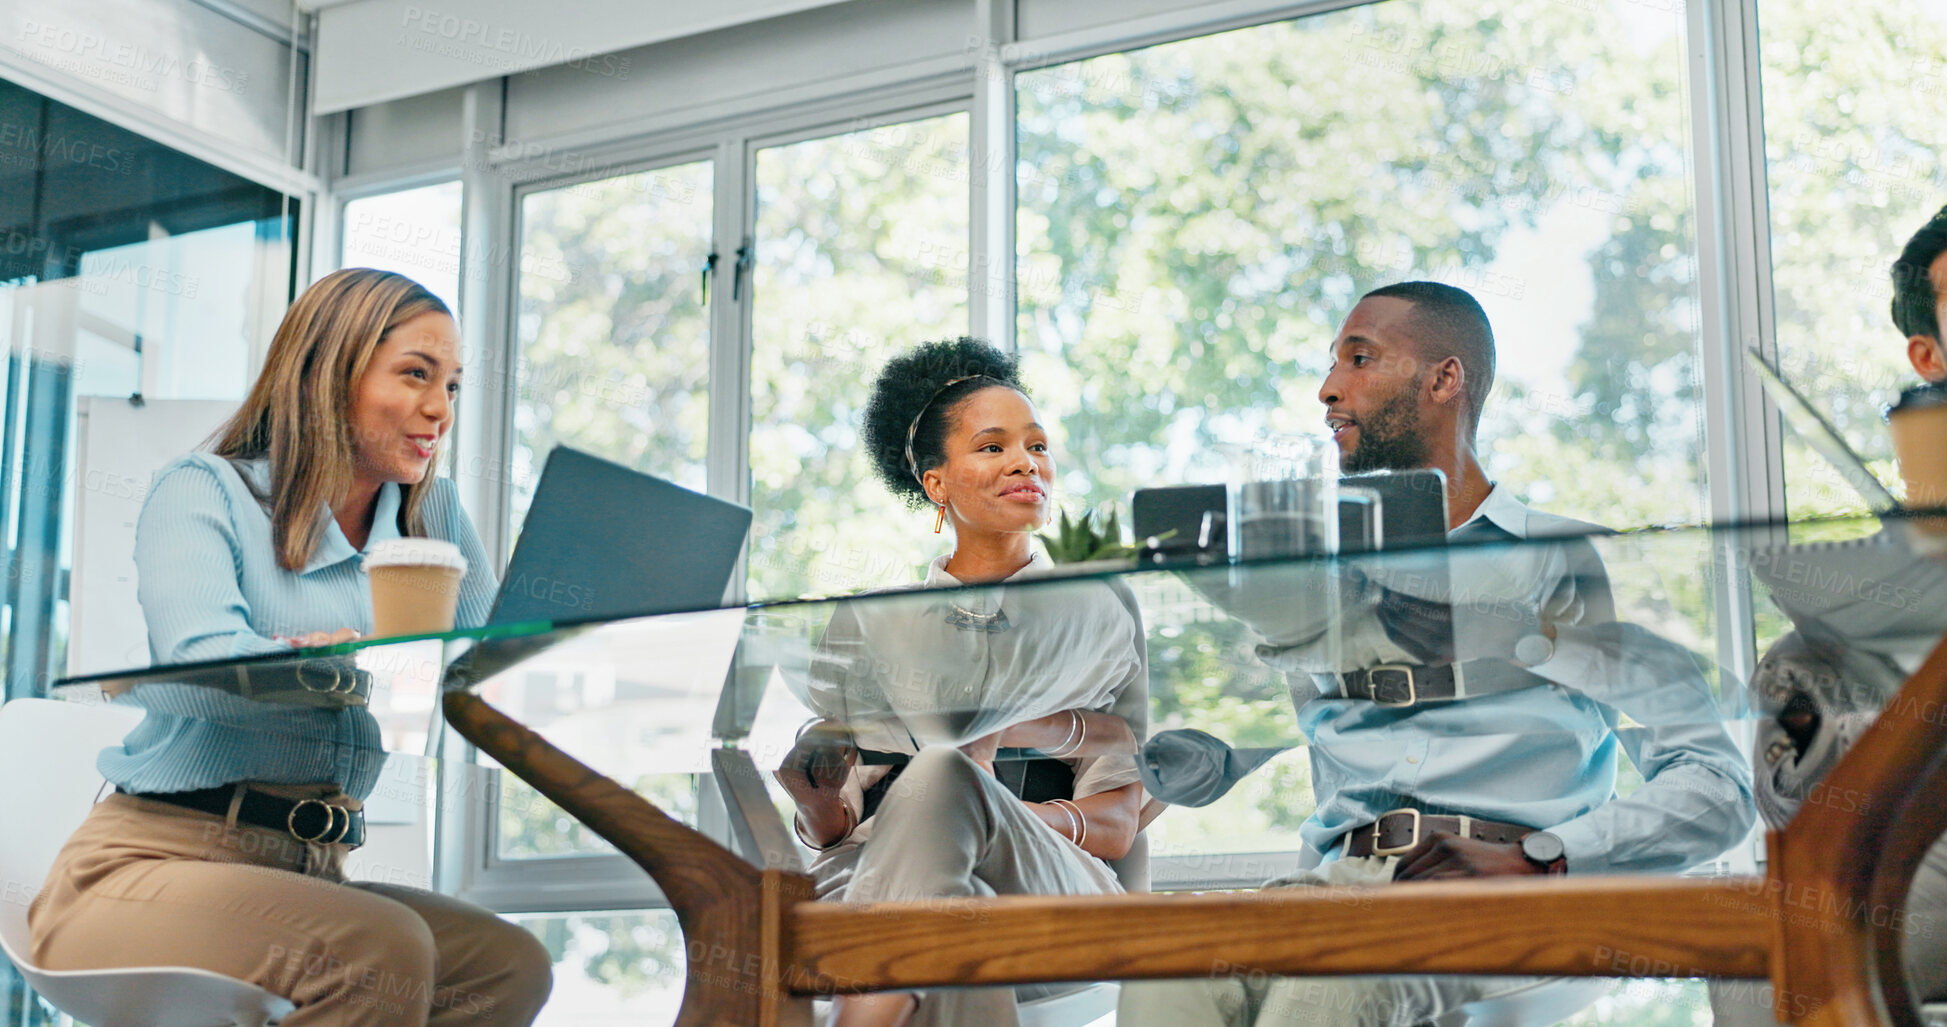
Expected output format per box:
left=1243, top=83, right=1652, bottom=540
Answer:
left=1121, top=282, right=1753, bottom=1025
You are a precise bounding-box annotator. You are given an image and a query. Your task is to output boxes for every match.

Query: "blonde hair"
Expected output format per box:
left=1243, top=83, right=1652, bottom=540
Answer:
left=211, top=268, right=453, bottom=571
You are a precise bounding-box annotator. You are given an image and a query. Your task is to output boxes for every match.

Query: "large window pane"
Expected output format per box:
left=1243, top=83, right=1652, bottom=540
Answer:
left=519, top=909, right=687, bottom=1025
left=512, top=162, right=714, bottom=538
left=1759, top=1, right=1947, bottom=525
left=0, top=75, right=291, bottom=1019
left=1017, top=0, right=1705, bottom=531
left=495, top=766, right=698, bottom=861
left=749, top=114, right=970, bottom=600
left=476, top=588, right=729, bottom=863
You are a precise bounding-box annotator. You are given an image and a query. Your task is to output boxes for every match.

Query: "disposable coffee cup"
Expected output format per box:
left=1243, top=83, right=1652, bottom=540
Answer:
left=1890, top=383, right=1947, bottom=538
left=363, top=538, right=468, bottom=638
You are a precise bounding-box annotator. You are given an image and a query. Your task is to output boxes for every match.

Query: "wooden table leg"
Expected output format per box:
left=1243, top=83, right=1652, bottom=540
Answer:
left=1767, top=636, right=1947, bottom=1025
left=444, top=691, right=815, bottom=1027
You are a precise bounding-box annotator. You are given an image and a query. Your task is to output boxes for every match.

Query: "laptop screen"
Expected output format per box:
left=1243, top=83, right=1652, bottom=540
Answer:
left=490, top=447, right=754, bottom=626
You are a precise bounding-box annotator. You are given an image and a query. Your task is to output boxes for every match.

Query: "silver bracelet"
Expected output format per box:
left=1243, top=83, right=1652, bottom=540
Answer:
left=1050, top=798, right=1086, bottom=848
left=1045, top=709, right=1085, bottom=758
left=1048, top=798, right=1078, bottom=843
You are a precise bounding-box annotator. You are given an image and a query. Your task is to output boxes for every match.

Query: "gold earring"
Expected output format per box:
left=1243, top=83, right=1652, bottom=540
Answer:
left=933, top=503, right=946, bottom=534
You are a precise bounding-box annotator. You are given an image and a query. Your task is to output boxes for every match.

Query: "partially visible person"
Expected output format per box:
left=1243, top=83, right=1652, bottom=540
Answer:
left=777, top=338, right=1146, bottom=1027
left=29, top=269, right=552, bottom=1026
left=1892, top=203, right=1947, bottom=383
left=1714, top=205, right=1947, bottom=1024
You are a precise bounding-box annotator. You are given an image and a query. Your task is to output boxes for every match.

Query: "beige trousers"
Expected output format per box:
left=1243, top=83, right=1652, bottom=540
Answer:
left=1117, top=855, right=1557, bottom=1026
left=813, top=747, right=1124, bottom=1027
left=29, top=792, right=552, bottom=1026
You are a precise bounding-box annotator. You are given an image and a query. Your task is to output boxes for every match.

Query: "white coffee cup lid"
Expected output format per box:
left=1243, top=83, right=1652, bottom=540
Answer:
left=363, top=537, right=468, bottom=575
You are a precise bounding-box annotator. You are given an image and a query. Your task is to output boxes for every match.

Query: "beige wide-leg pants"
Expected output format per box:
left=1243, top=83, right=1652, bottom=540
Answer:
left=813, top=746, right=1124, bottom=1027
left=1117, top=855, right=1558, bottom=1026
left=30, top=792, right=552, bottom=1026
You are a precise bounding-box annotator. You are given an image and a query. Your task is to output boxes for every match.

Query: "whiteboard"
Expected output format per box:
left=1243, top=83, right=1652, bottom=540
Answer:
left=69, top=397, right=238, bottom=676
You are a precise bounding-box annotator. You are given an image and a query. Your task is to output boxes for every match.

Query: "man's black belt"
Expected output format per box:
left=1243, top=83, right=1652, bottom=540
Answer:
left=1341, top=808, right=1531, bottom=858
left=126, top=785, right=365, bottom=847
left=1337, top=663, right=1467, bottom=706
left=1335, top=659, right=1561, bottom=707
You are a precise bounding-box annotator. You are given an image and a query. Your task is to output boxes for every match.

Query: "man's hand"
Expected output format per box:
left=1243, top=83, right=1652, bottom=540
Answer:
left=1391, top=832, right=1553, bottom=881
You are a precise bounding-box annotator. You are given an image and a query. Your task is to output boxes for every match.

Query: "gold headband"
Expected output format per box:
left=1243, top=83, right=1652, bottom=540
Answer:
left=903, top=374, right=996, bottom=486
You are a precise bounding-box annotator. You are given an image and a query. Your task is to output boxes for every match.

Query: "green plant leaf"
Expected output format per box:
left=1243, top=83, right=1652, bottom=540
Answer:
left=1037, top=502, right=1155, bottom=563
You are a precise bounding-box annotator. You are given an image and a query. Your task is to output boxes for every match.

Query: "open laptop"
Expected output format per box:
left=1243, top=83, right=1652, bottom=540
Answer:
left=1745, top=348, right=1899, bottom=513
left=488, top=446, right=754, bottom=626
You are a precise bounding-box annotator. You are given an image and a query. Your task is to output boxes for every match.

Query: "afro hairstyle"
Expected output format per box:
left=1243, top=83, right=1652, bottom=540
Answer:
left=860, top=337, right=1026, bottom=507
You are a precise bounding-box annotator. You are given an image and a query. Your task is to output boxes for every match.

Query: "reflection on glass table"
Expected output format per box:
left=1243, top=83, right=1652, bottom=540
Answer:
left=54, top=513, right=1947, bottom=1025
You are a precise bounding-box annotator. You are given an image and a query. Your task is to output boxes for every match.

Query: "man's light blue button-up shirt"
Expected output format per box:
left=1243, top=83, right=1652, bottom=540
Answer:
left=1281, top=487, right=1754, bottom=874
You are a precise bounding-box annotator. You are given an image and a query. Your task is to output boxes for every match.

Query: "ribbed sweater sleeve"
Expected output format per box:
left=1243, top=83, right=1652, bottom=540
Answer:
left=134, top=458, right=289, bottom=663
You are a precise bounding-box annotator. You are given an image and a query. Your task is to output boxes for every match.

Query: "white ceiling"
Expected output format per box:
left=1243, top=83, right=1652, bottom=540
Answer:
left=310, top=0, right=856, bottom=114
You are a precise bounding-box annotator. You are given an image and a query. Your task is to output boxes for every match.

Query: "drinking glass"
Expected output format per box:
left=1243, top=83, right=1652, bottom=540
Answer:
left=1227, top=435, right=1341, bottom=562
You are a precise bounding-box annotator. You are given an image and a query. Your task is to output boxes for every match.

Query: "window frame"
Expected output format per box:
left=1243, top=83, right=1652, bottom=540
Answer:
left=317, top=0, right=1803, bottom=910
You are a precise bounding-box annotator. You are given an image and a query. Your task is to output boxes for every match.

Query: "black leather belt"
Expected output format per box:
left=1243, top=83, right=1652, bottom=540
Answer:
left=126, top=785, right=365, bottom=847
left=1341, top=808, right=1530, bottom=858
left=1337, top=663, right=1465, bottom=706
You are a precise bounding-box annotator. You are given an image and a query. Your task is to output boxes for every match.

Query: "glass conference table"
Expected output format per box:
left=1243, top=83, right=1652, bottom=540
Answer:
left=57, top=513, right=1947, bottom=1026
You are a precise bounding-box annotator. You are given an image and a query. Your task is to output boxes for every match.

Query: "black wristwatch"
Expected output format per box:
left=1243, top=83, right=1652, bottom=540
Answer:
left=1520, top=831, right=1567, bottom=874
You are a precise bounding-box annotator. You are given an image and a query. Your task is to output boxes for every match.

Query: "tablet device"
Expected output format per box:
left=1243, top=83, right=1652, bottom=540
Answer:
left=1130, top=469, right=1449, bottom=558
left=1130, top=483, right=1226, bottom=555
left=489, top=446, right=753, bottom=625
left=1341, top=469, right=1450, bottom=550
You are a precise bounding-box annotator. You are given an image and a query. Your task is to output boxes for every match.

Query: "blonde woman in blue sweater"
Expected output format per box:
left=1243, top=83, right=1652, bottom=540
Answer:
left=29, top=269, right=551, bottom=1026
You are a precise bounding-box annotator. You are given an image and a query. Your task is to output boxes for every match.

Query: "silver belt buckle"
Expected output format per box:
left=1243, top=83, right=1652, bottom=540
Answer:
left=287, top=798, right=335, bottom=842
left=296, top=661, right=343, bottom=693
left=1370, top=808, right=1422, bottom=856
left=1368, top=664, right=1417, bottom=707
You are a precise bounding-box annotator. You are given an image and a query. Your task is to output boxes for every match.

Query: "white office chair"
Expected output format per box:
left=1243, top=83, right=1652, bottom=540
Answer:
left=1427, top=976, right=1610, bottom=1026
left=1017, top=981, right=1119, bottom=1027
left=808, top=983, right=1117, bottom=1027
left=0, top=697, right=295, bottom=1026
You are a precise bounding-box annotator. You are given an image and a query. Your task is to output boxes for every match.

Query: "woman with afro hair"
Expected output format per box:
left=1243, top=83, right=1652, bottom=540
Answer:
left=775, top=337, right=1149, bottom=1027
